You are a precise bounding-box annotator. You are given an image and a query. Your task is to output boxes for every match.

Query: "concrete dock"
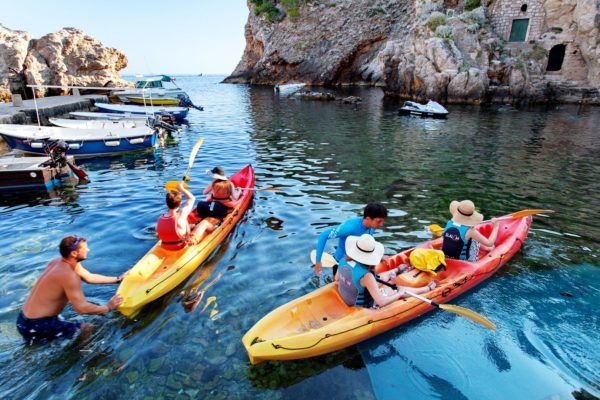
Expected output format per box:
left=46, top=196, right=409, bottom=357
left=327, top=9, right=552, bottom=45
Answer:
left=0, top=94, right=108, bottom=125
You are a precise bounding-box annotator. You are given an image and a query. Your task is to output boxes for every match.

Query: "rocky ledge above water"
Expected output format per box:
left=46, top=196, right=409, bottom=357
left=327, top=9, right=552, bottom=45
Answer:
left=224, top=0, right=600, bottom=105
left=0, top=24, right=130, bottom=101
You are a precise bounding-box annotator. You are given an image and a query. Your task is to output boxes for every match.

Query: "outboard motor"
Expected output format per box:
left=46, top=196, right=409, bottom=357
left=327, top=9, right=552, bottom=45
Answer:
left=179, top=95, right=204, bottom=111
left=43, top=140, right=69, bottom=168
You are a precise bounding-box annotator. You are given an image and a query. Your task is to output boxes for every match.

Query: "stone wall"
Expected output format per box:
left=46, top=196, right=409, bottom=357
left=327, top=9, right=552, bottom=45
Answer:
left=488, top=0, right=545, bottom=41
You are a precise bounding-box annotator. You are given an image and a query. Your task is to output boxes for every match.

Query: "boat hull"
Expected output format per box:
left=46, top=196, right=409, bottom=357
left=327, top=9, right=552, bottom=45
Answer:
left=243, top=216, right=531, bottom=364
left=0, top=155, right=75, bottom=191
left=0, top=132, right=157, bottom=158
left=117, top=165, right=255, bottom=317
left=126, top=97, right=181, bottom=106
left=96, top=103, right=189, bottom=120
left=398, top=108, right=448, bottom=119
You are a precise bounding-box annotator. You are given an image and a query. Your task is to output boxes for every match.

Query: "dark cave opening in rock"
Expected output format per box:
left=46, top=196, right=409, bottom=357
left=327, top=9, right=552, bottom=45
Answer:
left=546, top=44, right=566, bottom=72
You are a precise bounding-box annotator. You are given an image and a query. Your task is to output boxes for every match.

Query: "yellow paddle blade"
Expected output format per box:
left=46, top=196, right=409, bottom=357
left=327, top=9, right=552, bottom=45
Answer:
left=510, top=209, right=556, bottom=219
left=165, top=181, right=190, bottom=192
left=310, top=250, right=337, bottom=267
left=183, top=137, right=205, bottom=181
left=439, top=304, right=497, bottom=330
left=209, top=309, right=219, bottom=319
left=429, top=224, right=444, bottom=236
left=201, top=296, right=217, bottom=313
left=188, top=138, right=204, bottom=170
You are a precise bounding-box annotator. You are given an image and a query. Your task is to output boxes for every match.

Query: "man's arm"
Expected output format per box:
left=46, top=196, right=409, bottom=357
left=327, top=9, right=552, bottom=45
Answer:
left=63, top=274, right=122, bottom=315
left=74, top=263, right=120, bottom=284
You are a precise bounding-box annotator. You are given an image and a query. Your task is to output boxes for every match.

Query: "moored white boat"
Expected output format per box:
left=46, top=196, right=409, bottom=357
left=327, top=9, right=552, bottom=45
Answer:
left=0, top=124, right=158, bottom=157
left=70, top=111, right=149, bottom=121
left=96, top=103, right=189, bottom=120
left=112, top=75, right=188, bottom=102
left=49, top=118, right=147, bottom=130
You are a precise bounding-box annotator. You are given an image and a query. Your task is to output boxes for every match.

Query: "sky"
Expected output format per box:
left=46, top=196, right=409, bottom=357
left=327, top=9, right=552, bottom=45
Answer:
left=1, top=0, right=249, bottom=75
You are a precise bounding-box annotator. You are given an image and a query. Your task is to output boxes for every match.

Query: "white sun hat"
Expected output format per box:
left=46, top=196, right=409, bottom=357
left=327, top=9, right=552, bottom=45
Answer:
left=345, top=234, right=384, bottom=266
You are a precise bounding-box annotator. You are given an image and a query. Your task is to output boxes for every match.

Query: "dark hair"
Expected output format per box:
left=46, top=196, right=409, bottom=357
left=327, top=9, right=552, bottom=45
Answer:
left=59, top=235, right=87, bottom=258
left=364, top=202, right=388, bottom=219
left=166, top=190, right=182, bottom=209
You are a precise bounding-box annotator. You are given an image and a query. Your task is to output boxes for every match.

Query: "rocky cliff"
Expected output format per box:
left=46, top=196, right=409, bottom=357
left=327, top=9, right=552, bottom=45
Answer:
left=225, top=0, right=600, bottom=104
left=0, top=24, right=129, bottom=100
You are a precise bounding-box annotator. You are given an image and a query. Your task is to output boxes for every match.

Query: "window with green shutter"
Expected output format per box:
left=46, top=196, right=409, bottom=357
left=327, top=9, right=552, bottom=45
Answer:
left=509, top=19, right=529, bottom=42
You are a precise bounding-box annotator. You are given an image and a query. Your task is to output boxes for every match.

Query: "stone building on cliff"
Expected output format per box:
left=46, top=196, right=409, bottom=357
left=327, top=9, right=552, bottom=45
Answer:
left=488, top=0, right=592, bottom=86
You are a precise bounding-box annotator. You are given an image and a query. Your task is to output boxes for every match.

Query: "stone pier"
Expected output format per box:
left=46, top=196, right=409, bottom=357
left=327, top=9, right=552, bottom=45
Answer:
left=0, top=94, right=108, bottom=125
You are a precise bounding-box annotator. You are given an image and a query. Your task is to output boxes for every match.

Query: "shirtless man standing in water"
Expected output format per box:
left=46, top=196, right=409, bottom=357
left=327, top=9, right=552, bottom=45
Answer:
left=17, top=235, right=124, bottom=344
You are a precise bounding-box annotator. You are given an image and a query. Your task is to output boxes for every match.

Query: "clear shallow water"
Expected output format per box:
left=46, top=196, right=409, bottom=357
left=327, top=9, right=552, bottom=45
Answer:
left=0, top=76, right=598, bottom=399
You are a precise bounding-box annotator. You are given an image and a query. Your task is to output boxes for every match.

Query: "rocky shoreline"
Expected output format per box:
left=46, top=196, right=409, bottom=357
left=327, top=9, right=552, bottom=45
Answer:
left=225, top=0, right=600, bottom=105
left=0, top=24, right=130, bottom=101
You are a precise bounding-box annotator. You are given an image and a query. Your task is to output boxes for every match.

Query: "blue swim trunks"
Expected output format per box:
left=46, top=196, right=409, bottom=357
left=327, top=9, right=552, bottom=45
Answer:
left=16, top=311, right=80, bottom=344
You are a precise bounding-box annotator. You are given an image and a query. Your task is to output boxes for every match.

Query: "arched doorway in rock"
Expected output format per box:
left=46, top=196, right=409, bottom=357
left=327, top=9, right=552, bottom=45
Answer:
left=546, top=44, right=566, bottom=72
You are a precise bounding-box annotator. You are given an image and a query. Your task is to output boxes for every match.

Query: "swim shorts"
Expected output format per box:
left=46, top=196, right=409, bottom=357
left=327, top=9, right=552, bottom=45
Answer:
left=16, top=311, right=80, bottom=344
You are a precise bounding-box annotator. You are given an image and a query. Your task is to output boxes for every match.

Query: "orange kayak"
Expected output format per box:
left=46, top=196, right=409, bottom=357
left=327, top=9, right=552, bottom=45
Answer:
left=243, top=215, right=532, bottom=364
left=117, top=165, right=255, bottom=317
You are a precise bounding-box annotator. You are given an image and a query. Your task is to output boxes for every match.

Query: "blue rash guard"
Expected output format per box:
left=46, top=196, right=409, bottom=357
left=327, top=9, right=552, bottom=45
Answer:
left=315, top=217, right=375, bottom=264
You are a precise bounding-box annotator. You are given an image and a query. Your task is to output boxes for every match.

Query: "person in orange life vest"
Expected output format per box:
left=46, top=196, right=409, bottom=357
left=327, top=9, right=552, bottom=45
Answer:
left=196, top=179, right=242, bottom=221
left=335, top=234, right=437, bottom=308
left=156, top=183, right=214, bottom=250
left=441, top=200, right=499, bottom=262
left=203, top=167, right=241, bottom=202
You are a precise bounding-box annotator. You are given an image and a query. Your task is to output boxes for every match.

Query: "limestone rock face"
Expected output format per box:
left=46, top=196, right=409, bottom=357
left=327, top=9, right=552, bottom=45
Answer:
left=0, top=24, right=31, bottom=101
left=227, top=0, right=600, bottom=104
left=226, top=0, right=412, bottom=85
left=0, top=25, right=129, bottom=99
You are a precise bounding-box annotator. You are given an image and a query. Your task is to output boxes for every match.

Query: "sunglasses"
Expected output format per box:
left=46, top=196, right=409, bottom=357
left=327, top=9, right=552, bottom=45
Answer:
left=70, top=236, right=82, bottom=252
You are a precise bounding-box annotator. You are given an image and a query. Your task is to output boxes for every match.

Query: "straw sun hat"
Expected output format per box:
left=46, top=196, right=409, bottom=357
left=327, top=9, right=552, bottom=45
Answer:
left=449, top=200, right=483, bottom=226
left=345, top=234, right=384, bottom=266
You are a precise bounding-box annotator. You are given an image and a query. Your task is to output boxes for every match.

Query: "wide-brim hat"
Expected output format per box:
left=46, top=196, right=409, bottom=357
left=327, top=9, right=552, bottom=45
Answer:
left=449, top=200, right=483, bottom=226
left=205, top=167, right=227, bottom=181
left=345, top=234, right=384, bottom=266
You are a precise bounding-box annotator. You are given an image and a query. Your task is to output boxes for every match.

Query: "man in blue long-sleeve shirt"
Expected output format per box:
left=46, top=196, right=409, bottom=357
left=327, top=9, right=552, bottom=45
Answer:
left=314, top=202, right=388, bottom=276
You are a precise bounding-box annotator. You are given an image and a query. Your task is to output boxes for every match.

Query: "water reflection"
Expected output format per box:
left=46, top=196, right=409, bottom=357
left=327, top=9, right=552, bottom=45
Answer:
left=0, top=77, right=598, bottom=399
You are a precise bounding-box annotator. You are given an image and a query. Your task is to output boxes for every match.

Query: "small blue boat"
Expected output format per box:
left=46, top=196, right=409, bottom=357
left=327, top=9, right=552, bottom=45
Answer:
left=0, top=124, right=158, bottom=158
left=96, top=103, right=189, bottom=121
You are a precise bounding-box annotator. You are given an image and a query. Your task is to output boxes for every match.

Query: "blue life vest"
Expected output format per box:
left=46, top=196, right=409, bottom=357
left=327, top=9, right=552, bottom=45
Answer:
left=441, top=220, right=472, bottom=260
left=337, top=259, right=374, bottom=307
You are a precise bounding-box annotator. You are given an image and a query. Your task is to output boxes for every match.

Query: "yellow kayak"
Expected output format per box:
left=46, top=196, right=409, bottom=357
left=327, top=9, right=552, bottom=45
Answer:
left=243, top=216, right=532, bottom=363
left=117, top=165, right=255, bottom=317
left=126, top=97, right=181, bottom=106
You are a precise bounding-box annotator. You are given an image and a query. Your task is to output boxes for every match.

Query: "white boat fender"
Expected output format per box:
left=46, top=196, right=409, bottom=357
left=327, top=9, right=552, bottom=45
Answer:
left=68, top=143, right=81, bottom=150
left=129, top=138, right=145, bottom=144
left=105, top=140, right=121, bottom=147
left=30, top=142, right=44, bottom=149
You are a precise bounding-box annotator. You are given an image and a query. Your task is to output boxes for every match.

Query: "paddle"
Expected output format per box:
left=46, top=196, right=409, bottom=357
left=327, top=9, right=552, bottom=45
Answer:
left=164, top=182, right=280, bottom=192
left=370, top=273, right=496, bottom=330
left=310, top=250, right=337, bottom=268
left=403, top=289, right=496, bottom=330
left=165, top=137, right=204, bottom=190
left=428, top=209, right=556, bottom=235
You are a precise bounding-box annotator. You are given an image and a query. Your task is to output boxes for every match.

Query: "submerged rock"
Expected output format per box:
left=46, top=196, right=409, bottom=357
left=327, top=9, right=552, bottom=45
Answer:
left=289, top=91, right=336, bottom=101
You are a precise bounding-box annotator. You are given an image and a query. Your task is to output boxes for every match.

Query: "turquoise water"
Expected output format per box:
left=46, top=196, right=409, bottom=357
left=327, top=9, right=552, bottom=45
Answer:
left=0, top=76, right=598, bottom=399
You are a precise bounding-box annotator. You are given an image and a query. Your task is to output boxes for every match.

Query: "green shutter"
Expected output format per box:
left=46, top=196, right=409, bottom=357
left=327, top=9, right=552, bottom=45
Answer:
left=509, top=19, right=529, bottom=42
